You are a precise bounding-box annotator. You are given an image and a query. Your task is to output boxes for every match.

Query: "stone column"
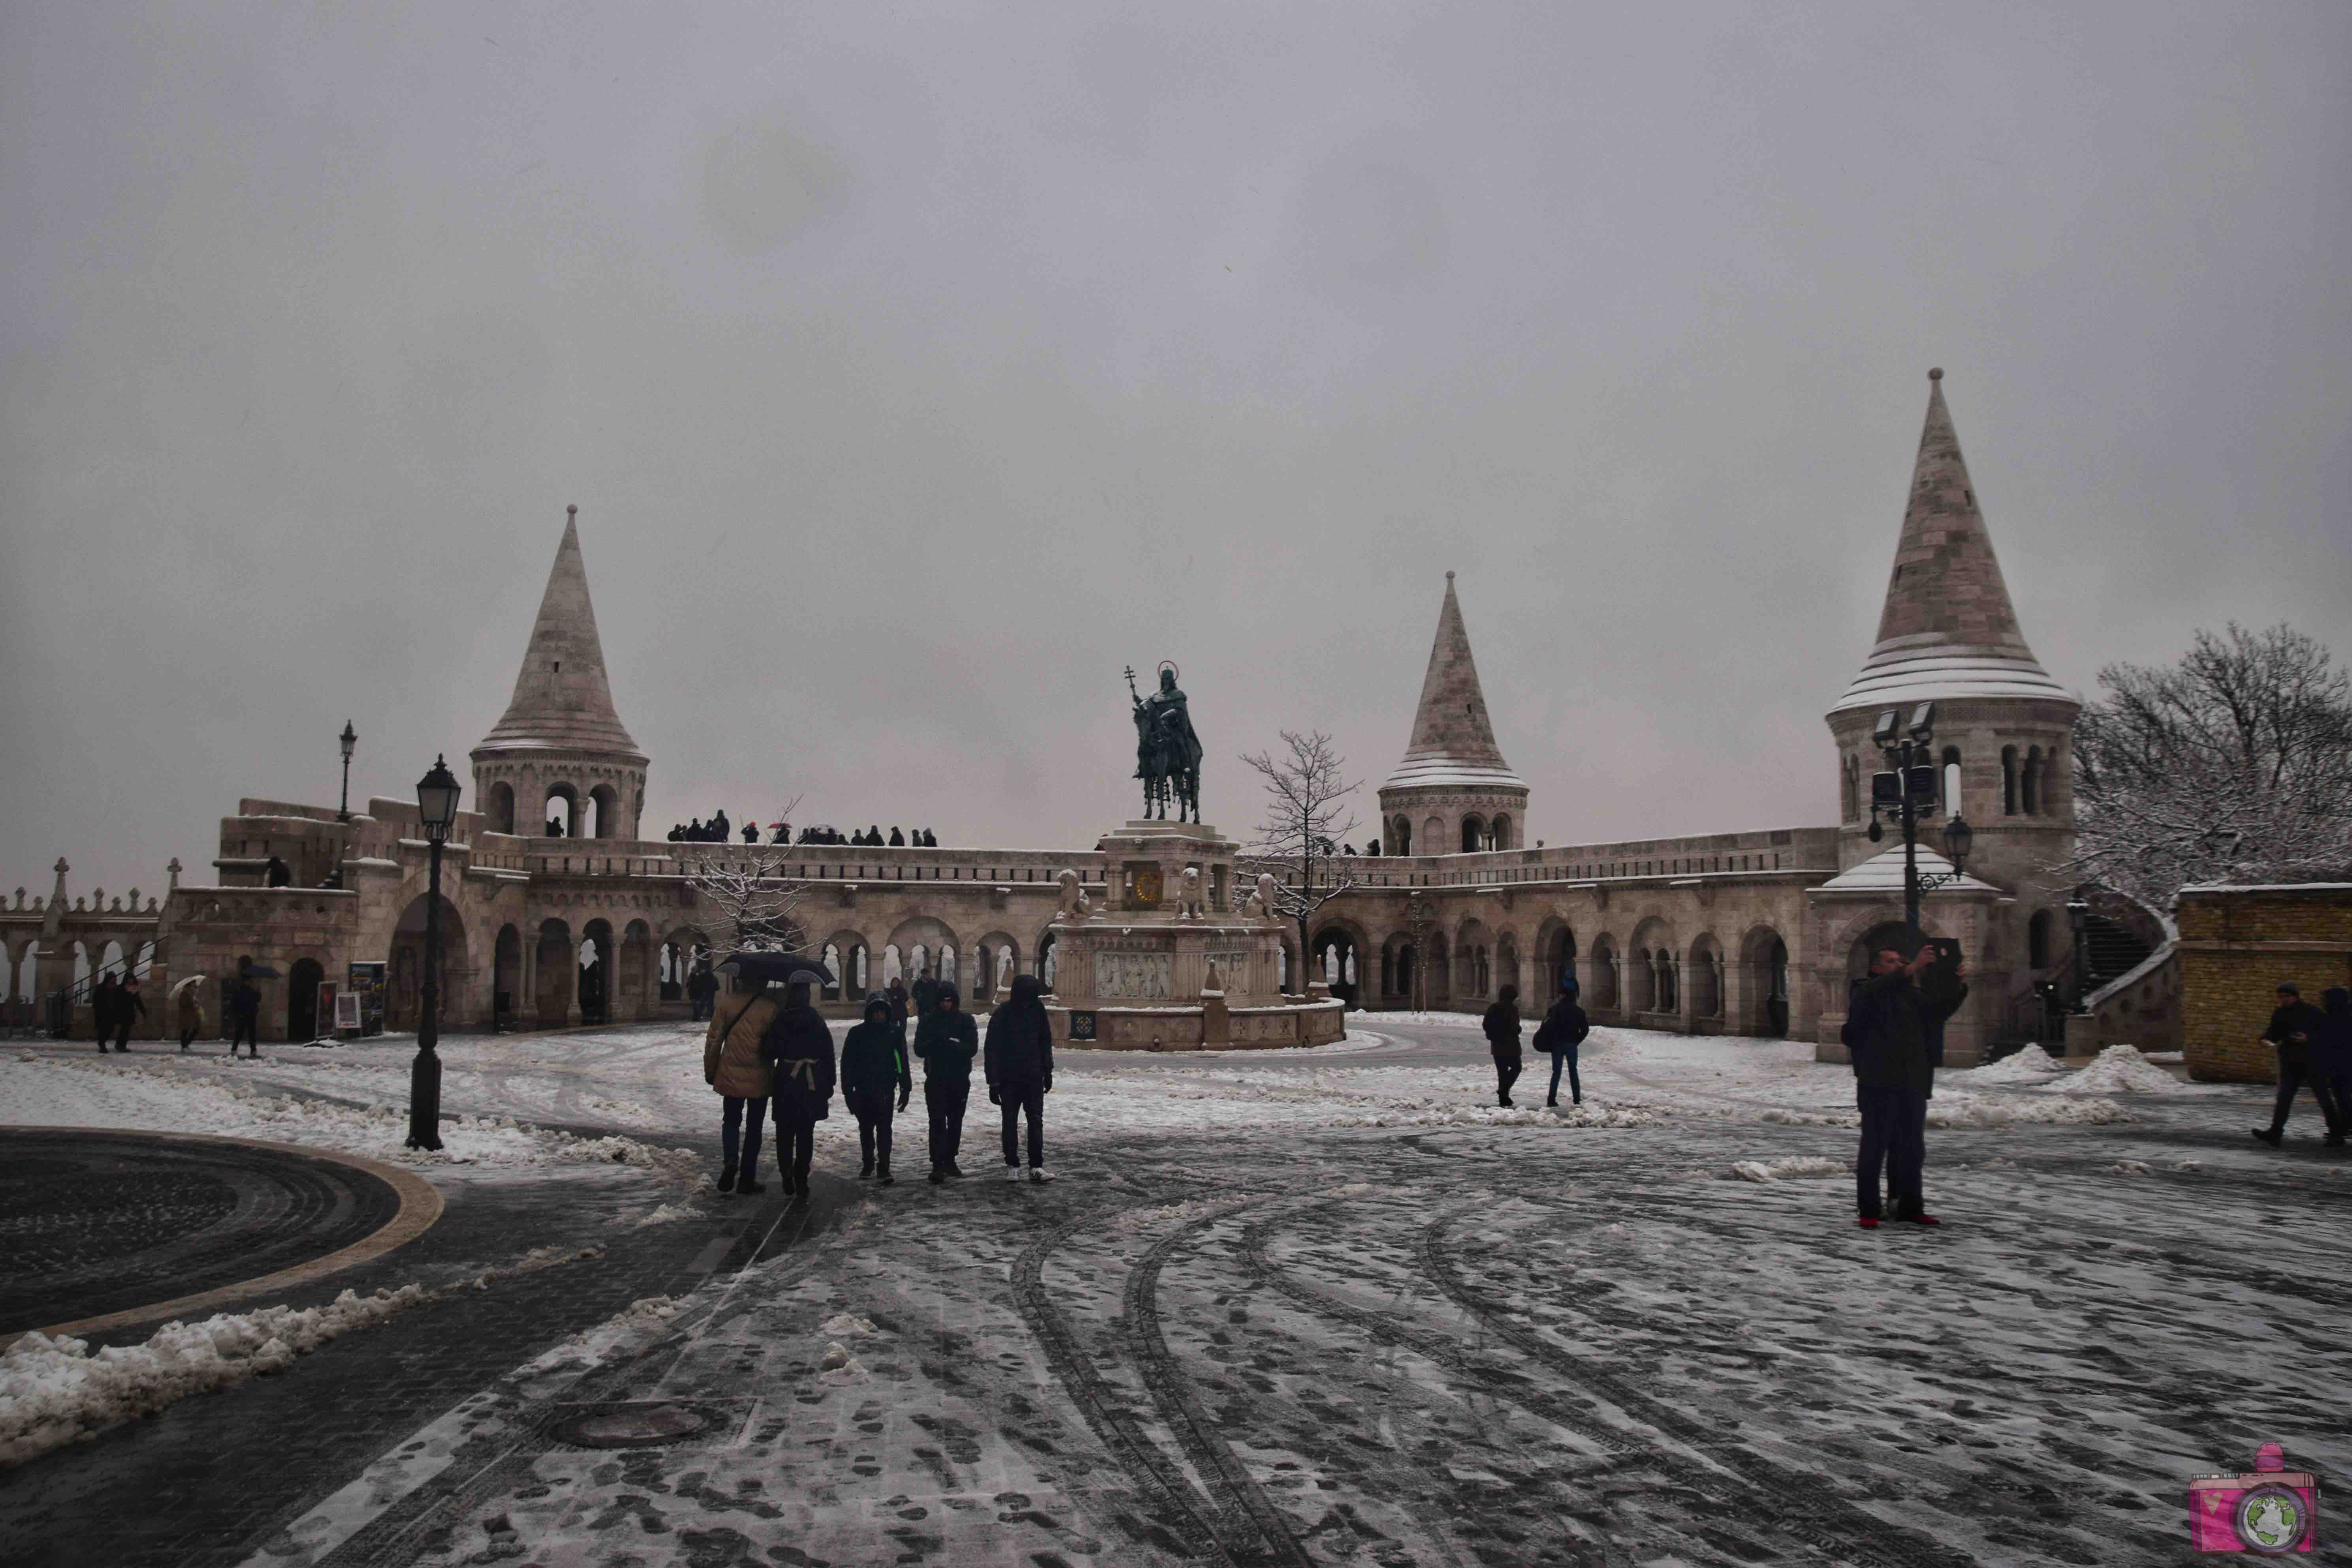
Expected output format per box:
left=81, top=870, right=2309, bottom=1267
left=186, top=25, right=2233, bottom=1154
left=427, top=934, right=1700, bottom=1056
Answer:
left=519, top=926, right=540, bottom=1030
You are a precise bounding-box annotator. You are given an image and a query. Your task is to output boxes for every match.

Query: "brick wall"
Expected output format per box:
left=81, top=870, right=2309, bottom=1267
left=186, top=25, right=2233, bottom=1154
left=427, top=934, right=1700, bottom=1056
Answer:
left=2177, top=885, right=2352, bottom=1082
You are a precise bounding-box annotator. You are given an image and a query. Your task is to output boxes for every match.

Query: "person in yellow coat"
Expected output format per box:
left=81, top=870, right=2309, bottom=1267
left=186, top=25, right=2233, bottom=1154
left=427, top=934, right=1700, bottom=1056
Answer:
left=703, top=972, right=779, bottom=1194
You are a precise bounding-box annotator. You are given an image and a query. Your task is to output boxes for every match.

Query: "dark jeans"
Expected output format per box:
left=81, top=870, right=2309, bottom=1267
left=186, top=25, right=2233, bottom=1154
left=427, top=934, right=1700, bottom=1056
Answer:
left=180, top=1026, right=198, bottom=1050
left=849, top=1087, right=896, bottom=1171
left=1856, top=1085, right=1925, bottom=1218
left=2269, top=1063, right=2344, bottom=1135
left=1495, top=1056, right=1522, bottom=1103
left=230, top=1015, right=258, bottom=1054
left=691, top=995, right=711, bottom=1021
left=999, top=1079, right=1044, bottom=1167
left=113, top=1016, right=135, bottom=1050
left=1547, top=1050, right=1581, bottom=1104
left=2333, top=1071, right=2352, bottom=1136
left=773, top=1102, right=818, bottom=1185
left=926, top=1079, right=970, bottom=1169
left=721, top=1094, right=767, bottom=1169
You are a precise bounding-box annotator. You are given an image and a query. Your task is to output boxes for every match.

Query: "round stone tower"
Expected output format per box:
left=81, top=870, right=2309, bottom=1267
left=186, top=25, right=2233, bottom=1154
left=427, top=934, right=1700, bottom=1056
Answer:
left=1379, top=572, right=1529, bottom=856
left=470, top=505, right=649, bottom=841
left=1825, top=370, right=2079, bottom=973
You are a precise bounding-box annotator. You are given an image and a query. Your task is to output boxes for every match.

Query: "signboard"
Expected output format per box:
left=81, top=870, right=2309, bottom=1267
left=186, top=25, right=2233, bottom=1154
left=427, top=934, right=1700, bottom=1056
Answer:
left=335, top=991, right=362, bottom=1030
left=345, top=961, right=387, bottom=1036
left=1067, top=1010, right=1097, bottom=1042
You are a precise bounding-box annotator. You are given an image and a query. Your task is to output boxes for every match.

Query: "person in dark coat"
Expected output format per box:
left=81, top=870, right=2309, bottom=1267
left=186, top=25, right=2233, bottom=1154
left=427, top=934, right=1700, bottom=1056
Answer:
left=841, top=994, right=912, bottom=1184
left=113, top=977, right=147, bottom=1052
left=1531, top=980, right=1590, bottom=1107
left=985, top=973, right=1055, bottom=1181
left=265, top=855, right=293, bottom=887
left=1483, top=984, right=1523, bottom=1107
left=914, top=983, right=980, bottom=1182
left=885, top=976, right=910, bottom=1033
left=2253, top=982, right=2338, bottom=1147
left=1840, top=942, right=1963, bottom=1227
left=686, top=963, right=719, bottom=1022
left=888, top=826, right=905, bottom=847
left=226, top=974, right=263, bottom=1058
left=90, top=973, right=120, bottom=1052
left=910, top=969, right=940, bottom=1023
left=759, top=982, right=835, bottom=1196
left=2312, top=987, right=2352, bottom=1149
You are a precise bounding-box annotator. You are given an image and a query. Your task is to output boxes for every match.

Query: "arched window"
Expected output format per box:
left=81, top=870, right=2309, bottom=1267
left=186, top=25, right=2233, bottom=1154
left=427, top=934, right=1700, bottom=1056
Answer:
left=2002, top=746, right=2019, bottom=816
left=2028, top=909, right=2054, bottom=969
left=1392, top=817, right=1413, bottom=856
left=1460, top=817, right=1485, bottom=854
left=2022, top=747, right=2042, bottom=816
left=1841, top=756, right=1859, bottom=823
left=1490, top=814, right=1511, bottom=851
left=487, top=781, right=516, bottom=835
left=2042, top=745, right=2061, bottom=817
left=1941, top=746, right=1962, bottom=817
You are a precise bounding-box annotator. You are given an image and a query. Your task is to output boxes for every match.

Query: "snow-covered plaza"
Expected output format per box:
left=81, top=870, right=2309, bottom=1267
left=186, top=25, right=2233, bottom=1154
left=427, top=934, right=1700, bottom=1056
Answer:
left=6, top=1018, right=2348, bottom=1567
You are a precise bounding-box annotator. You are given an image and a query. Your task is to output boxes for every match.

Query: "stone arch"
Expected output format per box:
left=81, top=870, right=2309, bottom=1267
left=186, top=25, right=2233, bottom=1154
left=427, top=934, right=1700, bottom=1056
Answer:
left=1383, top=932, right=1420, bottom=1004
left=1739, top=924, right=1790, bottom=1037
left=487, top=781, right=516, bottom=835
left=2022, top=746, right=2042, bottom=815
left=1490, top=814, right=1512, bottom=852
left=589, top=784, right=620, bottom=840
left=886, top=915, right=958, bottom=963
left=1460, top=815, right=1486, bottom=854
left=820, top=928, right=866, bottom=1001
left=2028, top=908, right=2056, bottom=969
left=973, top=931, right=1021, bottom=999
left=2002, top=745, right=2020, bottom=816
left=1390, top=816, right=1414, bottom=856
left=1588, top=933, right=1619, bottom=1011
left=621, top=919, right=654, bottom=1019
left=1037, top=928, right=1060, bottom=992
left=287, top=955, right=327, bottom=1041
left=543, top=782, right=580, bottom=837
left=390, top=890, right=472, bottom=1032
left=579, top=917, right=615, bottom=1024
left=1535, top=917, right=1577, bottom=1002
left=1495, top=930, right=1521, bottom=997
left=1453, top=916, right=1491, bottom=1001
left=1629, top=915, right=1675, bottom=1015
left=1423, top=815, right=1444, bottom=854
left=493, top=923, right=522, bottom=1019
left=1940, top=745, right=1963, bottom=818
left=1687, top=933, right=1724, bottom=1021
left=1310, top=916, right=1370, bottom=1003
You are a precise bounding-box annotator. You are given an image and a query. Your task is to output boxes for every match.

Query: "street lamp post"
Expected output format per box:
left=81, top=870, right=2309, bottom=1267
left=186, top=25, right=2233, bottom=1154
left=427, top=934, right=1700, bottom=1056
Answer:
left=338, top=722, right=358, bottom=822
left=2066, top=887, right=2092, bottom=1014
left=1864, top=701, right=1974, bottom=938
left=408, top=755, right=463, bottom=1152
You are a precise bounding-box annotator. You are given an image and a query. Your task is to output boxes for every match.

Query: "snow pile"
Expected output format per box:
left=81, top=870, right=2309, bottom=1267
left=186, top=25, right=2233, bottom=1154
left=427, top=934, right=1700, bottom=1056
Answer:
left=1728, top=1156, right=1847, bottom=1182
left=2039, top=1044, right=2197, bottom=1096
left=605, top=1297, right=679, bottom=1331
left=632, top=1204, right=698, bottom=1228
left=1114, top=1199, right=1226, bottom=1232
left=817, top=1342, right=867, bottom=1382
left=1928, top=1094, right=2134, bottom=1127
left=819, top=1313, right=876, bottom=1339
left=1341, top=1100, right=1661, bottom=1129
left=0, top=1285, right=433, bottom=1466
left=2109, top=1160, right=2156, bottom=1176
left=1961, top=1049, right=2065, bottom=1083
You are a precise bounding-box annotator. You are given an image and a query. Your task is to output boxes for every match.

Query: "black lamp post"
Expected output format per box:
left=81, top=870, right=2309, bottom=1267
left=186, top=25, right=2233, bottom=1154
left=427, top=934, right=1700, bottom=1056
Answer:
left=407, top=754, right=462, bottom=1151
left=2066, top=886, right=2092, bottom=1014
left=337, top=722, right=358, bottom=821
left=1864, top=701, right=1974, bottom=937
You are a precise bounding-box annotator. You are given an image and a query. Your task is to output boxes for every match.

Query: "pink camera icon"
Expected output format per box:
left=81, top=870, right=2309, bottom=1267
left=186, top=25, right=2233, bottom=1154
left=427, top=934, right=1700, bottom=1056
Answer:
left=2190, top=1442, right=2317, bottom=1554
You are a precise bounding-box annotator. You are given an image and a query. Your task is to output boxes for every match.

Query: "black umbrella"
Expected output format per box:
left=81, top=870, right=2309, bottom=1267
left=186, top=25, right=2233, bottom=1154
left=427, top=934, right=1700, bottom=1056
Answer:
left=239, top=964, right=283, bottom=979
left=717, top=951, right=835, bottom=987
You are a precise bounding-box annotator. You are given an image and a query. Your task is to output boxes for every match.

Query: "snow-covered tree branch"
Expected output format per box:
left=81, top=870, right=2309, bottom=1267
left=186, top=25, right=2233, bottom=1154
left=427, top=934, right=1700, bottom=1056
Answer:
left=680, top=794, right=812, bottom=955
left=1238, top=730, right=1362, bottom=990
left=2067, top=622, right=2352, bottom=907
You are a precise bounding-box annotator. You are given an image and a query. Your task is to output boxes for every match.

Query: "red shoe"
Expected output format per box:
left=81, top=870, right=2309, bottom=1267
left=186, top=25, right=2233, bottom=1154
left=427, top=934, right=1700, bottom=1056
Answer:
left=1899, top=1213, right=1942, bottom=1226
left=1857, top=1216, right=1880, bottom=1229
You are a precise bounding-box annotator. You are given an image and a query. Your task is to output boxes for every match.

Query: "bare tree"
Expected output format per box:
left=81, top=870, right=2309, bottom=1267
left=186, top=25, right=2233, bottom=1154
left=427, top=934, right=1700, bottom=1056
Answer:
left=1238, top=730, right=1362, bottom=992
left=677, top=793, right=813, bottom=958
left=2070, top=622, right=2352, bottom=906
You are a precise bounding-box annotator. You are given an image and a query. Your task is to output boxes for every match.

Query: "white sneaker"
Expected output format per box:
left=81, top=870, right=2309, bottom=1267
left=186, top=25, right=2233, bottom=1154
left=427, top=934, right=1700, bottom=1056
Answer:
left=1029, top=1166, right=1053, bottom=1183
left=1005, top=1163, right=1022, bottom=1182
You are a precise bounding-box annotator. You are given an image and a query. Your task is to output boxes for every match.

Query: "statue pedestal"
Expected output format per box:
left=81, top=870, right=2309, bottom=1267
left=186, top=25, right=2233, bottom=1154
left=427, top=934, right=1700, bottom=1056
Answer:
left=1044, top=821, right=1344, bottom=1050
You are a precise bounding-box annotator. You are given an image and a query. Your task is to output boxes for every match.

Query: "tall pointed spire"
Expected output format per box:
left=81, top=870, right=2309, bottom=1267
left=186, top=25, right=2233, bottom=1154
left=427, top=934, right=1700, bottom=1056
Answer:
left=477, top=505, right=644, bottom=756
left=1383, top=572, right=1524, bottom=792
left=1831, top=370, right=2073, bottom=715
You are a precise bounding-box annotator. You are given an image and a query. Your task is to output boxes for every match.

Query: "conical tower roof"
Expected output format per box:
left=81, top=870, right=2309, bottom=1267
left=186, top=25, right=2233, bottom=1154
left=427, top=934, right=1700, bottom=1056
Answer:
left=475, top=506, right=645, bottom=757
left=1831, top=369, right=2074, bottom=716
left=1382, top=572, right=1526, bottom=794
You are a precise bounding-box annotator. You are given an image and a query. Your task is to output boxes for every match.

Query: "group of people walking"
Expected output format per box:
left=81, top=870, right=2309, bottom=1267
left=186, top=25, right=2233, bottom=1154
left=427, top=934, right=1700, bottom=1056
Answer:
left=2254, top=981, right=2352, bottom=1148
left=85, top=971, right=264, bottom=1056
left=702, top=969, right=1056, bottom=1195
left=1481, top=977, right=1591, bottom=1108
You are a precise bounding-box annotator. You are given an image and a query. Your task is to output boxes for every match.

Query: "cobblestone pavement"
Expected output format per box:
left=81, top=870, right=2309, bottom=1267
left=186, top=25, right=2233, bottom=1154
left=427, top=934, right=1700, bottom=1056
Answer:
left=0, top=1130, right=404, bottom=1333
left=10, top=1022, right=2352, bottom=1567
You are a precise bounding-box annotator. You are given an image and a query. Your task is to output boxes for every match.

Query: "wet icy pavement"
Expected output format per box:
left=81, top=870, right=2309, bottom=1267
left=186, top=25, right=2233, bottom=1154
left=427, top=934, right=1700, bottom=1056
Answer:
left=194, top=1023, right=2352, bottom=1568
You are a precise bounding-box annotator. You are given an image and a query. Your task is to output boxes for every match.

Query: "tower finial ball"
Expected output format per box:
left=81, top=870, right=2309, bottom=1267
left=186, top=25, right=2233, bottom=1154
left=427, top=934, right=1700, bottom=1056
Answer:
left=567, top=503, right=578, bottom=517
left=1445, top=569, right=1454, bottom=581
left=1927, top=367, right=1943, bottom=381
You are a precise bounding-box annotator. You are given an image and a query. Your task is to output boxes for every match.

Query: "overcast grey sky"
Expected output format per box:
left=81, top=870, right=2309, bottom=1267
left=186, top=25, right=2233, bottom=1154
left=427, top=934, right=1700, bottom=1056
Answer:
left=4, top=2, right=2347, bottom=896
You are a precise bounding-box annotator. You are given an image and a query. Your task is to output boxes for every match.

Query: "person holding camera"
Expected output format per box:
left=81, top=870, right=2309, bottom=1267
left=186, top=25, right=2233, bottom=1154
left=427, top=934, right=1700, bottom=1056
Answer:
left=2252, top=982, right=2337, bottom=1148
left=1842, top=939, right=1965, bottom=1229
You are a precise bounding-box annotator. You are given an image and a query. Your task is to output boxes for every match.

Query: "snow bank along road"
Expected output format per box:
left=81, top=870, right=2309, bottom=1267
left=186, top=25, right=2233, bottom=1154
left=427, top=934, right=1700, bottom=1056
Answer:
left=6, top=1020, right=2350, bottom=1567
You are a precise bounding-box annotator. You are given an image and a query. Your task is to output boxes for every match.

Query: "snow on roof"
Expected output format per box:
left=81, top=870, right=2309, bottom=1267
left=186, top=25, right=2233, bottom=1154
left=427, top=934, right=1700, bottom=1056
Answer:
left=1812, top=844, right=2000, bottom=895
left=1829, top=642, right=2076, bottom=715
left=1378, top=758, right=1529, bottom=795
left=2176, top=882, right=2352, bottom=894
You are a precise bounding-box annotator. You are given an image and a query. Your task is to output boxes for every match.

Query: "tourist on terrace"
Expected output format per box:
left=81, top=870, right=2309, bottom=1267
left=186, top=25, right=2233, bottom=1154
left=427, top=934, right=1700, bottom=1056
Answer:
left=1532, top=976, right=1589, bottom=1107
left=1483, top=983, right=1523, bottom=1107
left=885, top=975, right=910, bottom=1034
left=985, top=973, right=1055, bottom=1182
left=841, top=994, right=912, bottom=1184
left=760, top=982, right=835, bottom=1198
left=742, top=820, right=759, bottom=843
left=704, top=970, right=777, bottom=1195
left=914, top=983, right=978, bottom=1182
left=2252, top=982, right=2337, bottom=1148
left=888, top=826, right=905, bottom=847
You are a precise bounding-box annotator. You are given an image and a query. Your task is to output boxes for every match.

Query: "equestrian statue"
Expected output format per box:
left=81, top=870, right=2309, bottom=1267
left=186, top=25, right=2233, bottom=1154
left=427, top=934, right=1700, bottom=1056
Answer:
left=1126, top=662, right=1203, bottom=823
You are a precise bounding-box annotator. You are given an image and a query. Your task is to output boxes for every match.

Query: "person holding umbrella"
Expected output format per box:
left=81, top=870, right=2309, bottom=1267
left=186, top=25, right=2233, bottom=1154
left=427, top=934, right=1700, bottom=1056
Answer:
left=704, top=968, right=779, bottom=1194
left=174, top=975, right=208, bottom=1051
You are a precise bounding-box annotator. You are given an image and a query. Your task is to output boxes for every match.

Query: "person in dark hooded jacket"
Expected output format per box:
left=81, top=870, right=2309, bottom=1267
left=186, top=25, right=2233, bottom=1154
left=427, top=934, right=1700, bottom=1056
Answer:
left=913, top=983, right=980, bottom=1182
left=985, top=973, right=1055, bottom=1181
left=760, top=982, right=836, bottom=1196
left=2308, top=986, right=2351, bottom=1149
left=841, top=994, right=913, bottom=1183
left=1483, top=984, right=1523, bottom=1107
left=1531, top=980, right=1590, bottom=1107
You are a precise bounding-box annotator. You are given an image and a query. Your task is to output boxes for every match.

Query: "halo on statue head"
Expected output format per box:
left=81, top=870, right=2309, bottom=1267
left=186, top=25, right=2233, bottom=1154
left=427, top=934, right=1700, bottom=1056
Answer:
left=1157, top=659, right=1179, bottom=683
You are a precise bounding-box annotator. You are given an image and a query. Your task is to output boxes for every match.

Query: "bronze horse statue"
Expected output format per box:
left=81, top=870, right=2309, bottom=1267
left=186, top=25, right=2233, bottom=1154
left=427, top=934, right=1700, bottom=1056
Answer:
left=1127, top=664, right=1202, bottom=823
